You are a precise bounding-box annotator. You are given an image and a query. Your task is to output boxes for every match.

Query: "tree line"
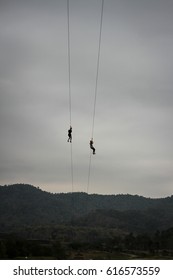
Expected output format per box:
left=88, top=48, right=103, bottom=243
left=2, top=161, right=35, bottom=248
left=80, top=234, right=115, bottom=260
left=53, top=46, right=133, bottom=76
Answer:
left=0, top=227, right=173, bottom=259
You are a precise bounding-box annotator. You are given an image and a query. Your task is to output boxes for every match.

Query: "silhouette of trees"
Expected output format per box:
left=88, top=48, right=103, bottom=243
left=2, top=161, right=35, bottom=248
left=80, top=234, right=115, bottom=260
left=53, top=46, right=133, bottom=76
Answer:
left=0, top=184, right=173, bottom=259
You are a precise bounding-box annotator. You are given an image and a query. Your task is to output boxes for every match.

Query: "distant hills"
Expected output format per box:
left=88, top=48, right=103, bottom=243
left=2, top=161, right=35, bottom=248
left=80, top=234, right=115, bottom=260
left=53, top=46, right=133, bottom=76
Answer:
left=0, top=183, right=173, bottom=234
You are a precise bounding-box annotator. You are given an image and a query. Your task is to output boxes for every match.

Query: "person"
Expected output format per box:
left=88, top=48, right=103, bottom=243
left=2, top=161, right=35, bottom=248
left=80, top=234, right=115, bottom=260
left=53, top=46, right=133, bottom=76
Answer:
left=67, top=126, right=72, bottom=143
left=90, top=138, right=96, bottom=154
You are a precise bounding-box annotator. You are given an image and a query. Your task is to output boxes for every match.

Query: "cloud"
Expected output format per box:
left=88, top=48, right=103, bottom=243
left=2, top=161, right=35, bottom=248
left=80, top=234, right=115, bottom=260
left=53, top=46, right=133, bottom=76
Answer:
left=0, top=0, right=173, bottom=197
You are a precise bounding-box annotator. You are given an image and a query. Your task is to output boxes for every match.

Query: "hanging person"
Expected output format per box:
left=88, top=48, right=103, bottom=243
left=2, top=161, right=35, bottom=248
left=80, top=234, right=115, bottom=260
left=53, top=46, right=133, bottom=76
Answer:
left=90, top=138, right=96, bottom=154
left=67, top=126, right=72, bottom=143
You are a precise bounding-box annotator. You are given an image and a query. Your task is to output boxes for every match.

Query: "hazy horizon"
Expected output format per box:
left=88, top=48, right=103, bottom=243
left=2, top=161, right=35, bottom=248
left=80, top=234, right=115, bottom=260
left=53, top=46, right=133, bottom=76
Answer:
left=1, top=182, right=172, bottom=199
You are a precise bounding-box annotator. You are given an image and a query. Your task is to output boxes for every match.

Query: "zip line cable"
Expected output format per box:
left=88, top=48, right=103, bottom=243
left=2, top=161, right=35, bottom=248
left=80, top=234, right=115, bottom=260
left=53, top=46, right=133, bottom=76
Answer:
left=67, top=0, right=74, bottom=193
left=66, top=0, right=104, bottom=195
left=67, top=0, right=72, bottom=126
left=87, top=0, right=104, bottom=194
left=91, top=0, right=104, bottom=139
left=87, top=152, right=92, bottom=193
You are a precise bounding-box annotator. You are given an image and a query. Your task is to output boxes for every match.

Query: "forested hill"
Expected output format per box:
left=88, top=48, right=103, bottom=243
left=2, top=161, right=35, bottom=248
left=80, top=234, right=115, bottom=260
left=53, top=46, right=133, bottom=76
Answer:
left=0, top=184, right=173, bottom=233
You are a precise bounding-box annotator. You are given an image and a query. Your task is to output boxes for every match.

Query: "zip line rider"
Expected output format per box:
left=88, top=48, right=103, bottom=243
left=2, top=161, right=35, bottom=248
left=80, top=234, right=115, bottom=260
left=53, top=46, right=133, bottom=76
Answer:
left=90, top=138, right=96, bottom=154
left=67, top=126, right=72, bottom=143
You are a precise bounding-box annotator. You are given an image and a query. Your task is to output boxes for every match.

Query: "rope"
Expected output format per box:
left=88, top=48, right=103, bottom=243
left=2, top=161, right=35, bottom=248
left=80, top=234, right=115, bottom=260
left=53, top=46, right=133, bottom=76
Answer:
left=91, top=0, right=104, bottom=139
left=87, top=0, right=104, bottom=194
left=67, top=0, right=74, bottom=193
left=67, top=0, right=72, bottom=126
left=70, top=143, right=74, bottom=192
left=87, top=152, right=92, bottom=193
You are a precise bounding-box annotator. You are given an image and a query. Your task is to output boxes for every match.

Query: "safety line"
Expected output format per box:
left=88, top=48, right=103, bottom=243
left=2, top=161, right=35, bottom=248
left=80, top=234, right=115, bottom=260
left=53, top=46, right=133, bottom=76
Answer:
left=67, top=0, right=74, bottom=193
left=67, top=0, right=72, bottom=126
left=70, top=143, right=74, bottom=192
left=91, top=0, right=104, bottom=139
left=87, top=0, right=104, bottom=194
left=87, top=152, right=92, bottom=193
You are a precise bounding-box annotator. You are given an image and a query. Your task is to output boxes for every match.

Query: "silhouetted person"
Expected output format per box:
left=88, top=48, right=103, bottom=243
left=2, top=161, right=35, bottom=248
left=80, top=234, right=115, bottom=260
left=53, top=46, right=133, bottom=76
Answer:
left=67, top=126, right=72, bottom=143
left=90, top=138, right=96, bottom=154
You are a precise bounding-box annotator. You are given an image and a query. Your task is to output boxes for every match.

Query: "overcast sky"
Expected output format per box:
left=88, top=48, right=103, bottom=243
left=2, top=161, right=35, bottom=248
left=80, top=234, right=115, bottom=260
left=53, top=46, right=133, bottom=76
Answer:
left=0, top=0, right=173, bottom=198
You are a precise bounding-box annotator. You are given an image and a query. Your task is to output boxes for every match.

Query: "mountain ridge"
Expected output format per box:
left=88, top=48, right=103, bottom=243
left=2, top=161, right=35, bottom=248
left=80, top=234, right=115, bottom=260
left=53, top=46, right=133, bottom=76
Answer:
left=1, top=183, right=173, bottom=233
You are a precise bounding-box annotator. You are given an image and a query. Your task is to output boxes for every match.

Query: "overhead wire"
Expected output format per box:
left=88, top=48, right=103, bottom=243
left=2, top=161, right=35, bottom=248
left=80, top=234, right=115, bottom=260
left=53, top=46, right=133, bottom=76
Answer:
left=67, top=0, right=74, bottom=193
left=66, top=0, right=104, bottom=195
left=87, top=0, right=104, bottom=194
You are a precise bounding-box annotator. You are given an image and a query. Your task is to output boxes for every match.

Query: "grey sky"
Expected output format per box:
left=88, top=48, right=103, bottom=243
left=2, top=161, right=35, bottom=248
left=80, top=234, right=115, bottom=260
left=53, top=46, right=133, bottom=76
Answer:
left=0, top=0, right=173, bottom=197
